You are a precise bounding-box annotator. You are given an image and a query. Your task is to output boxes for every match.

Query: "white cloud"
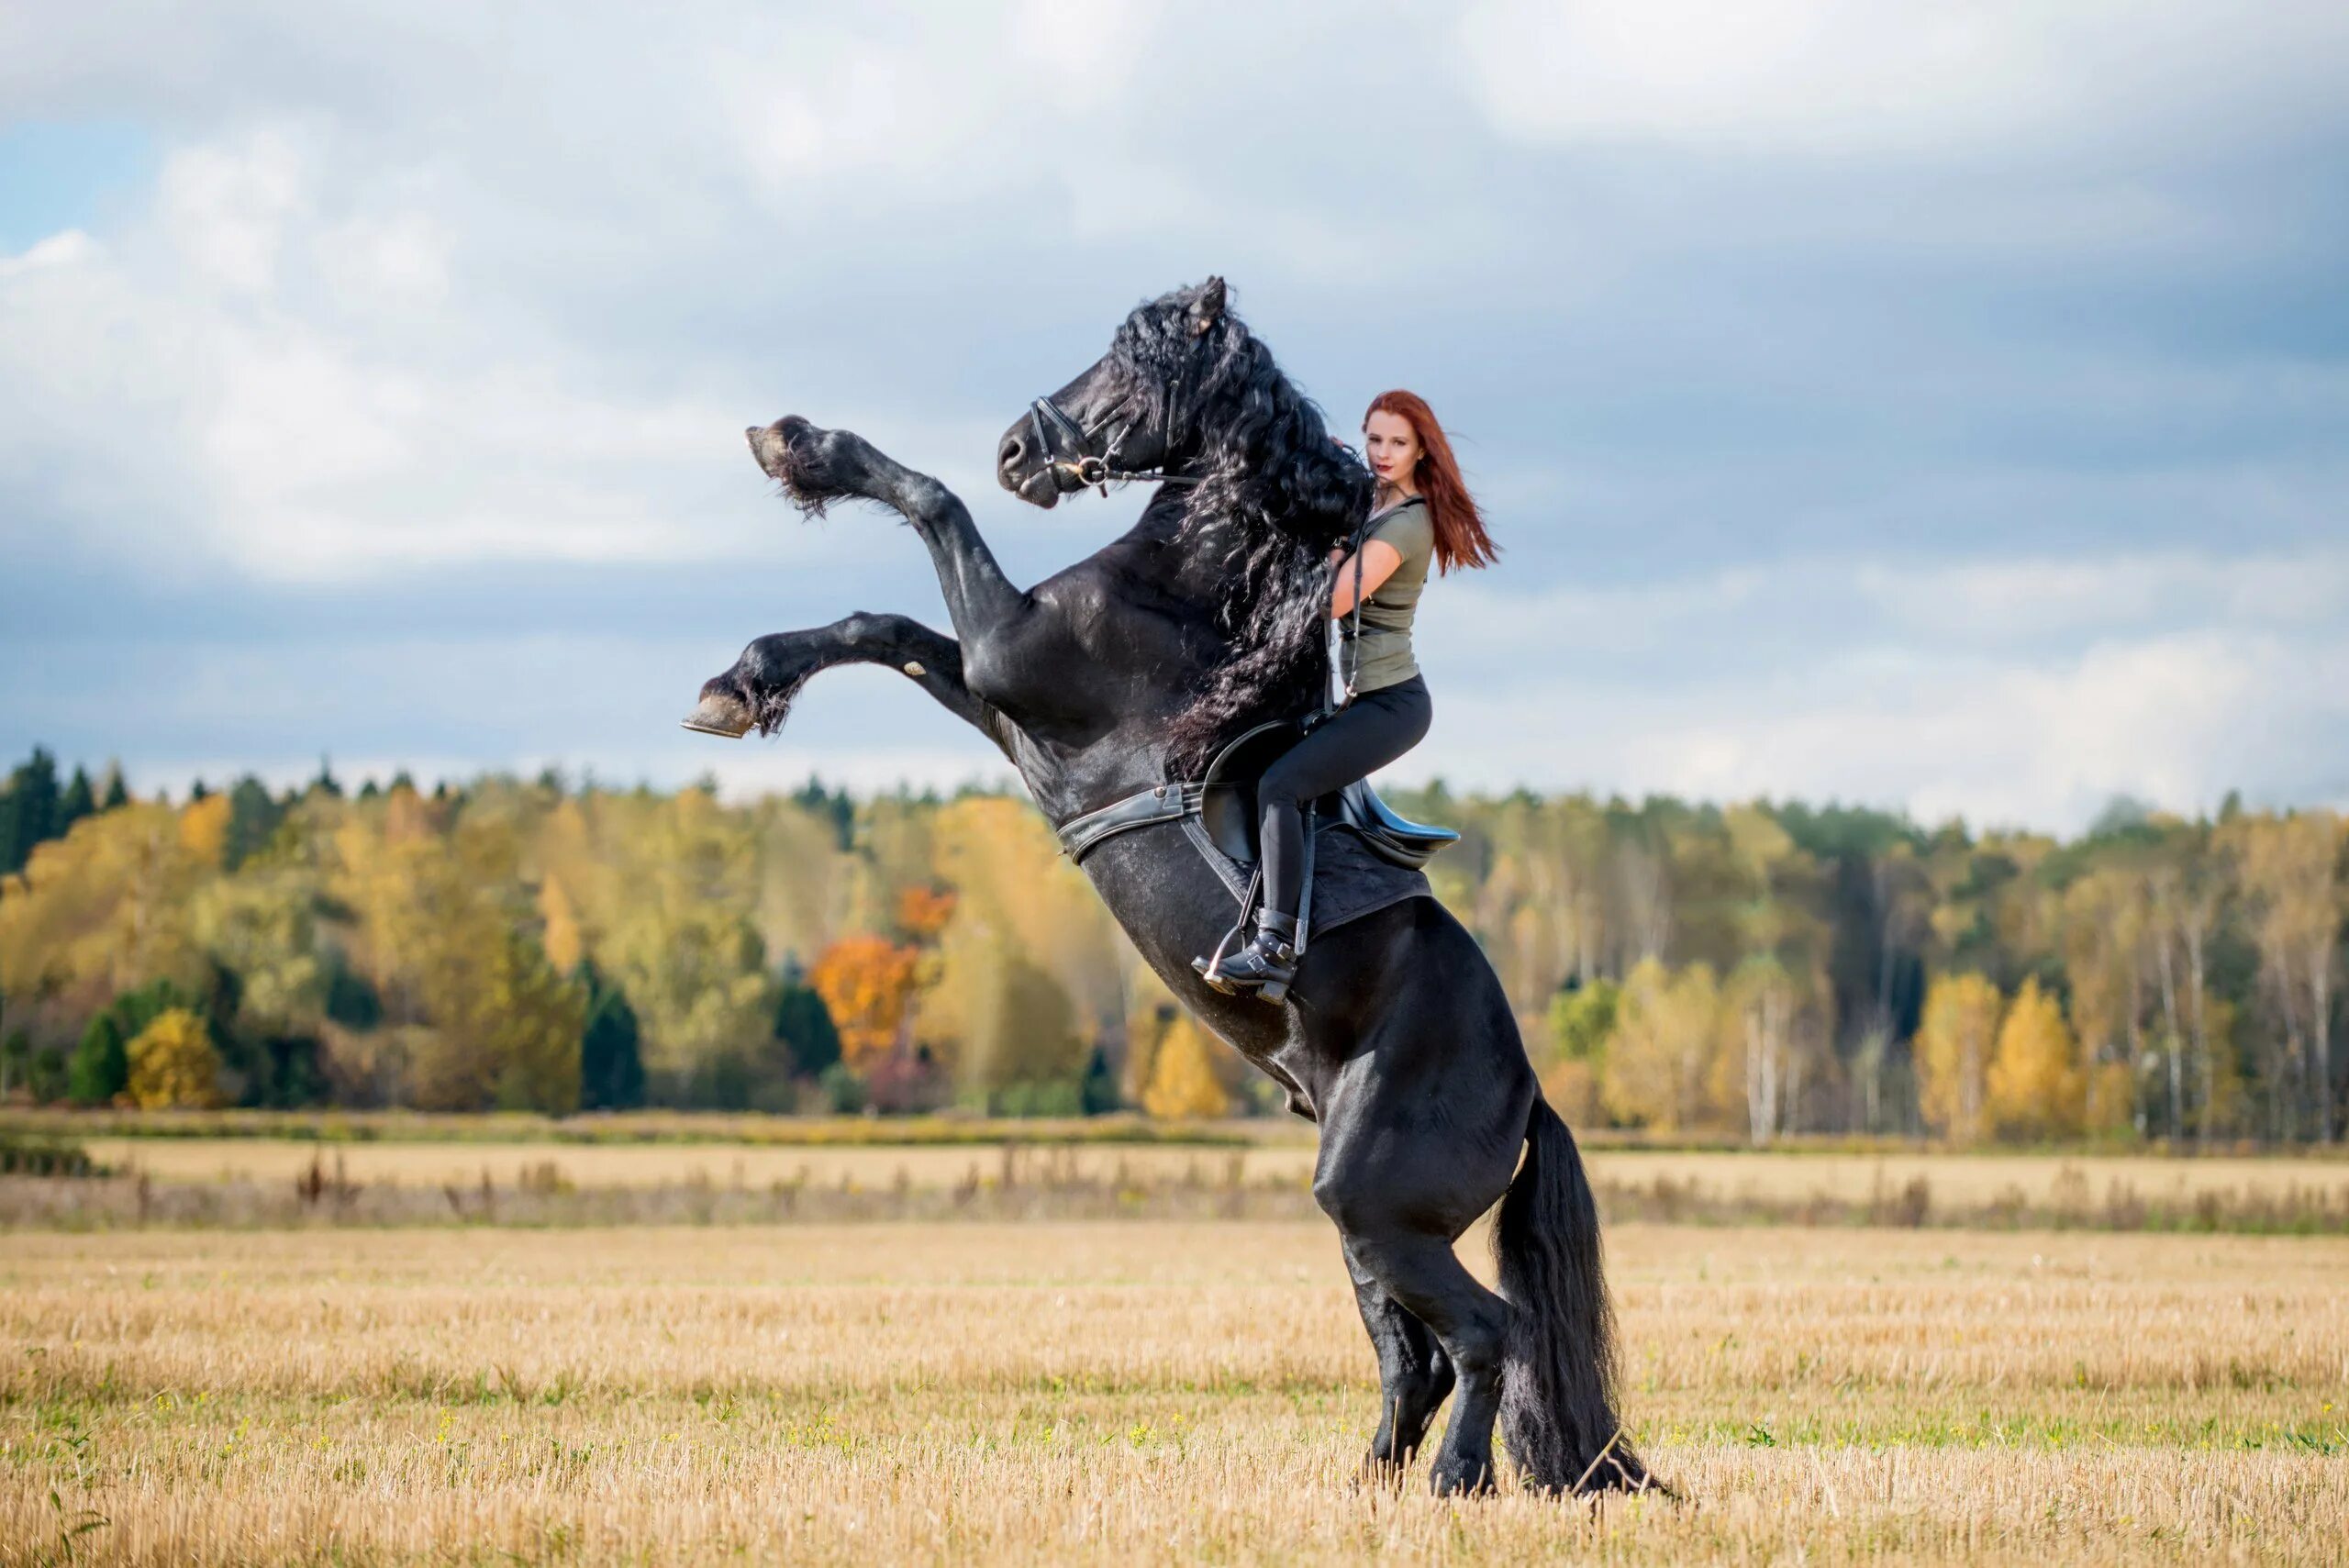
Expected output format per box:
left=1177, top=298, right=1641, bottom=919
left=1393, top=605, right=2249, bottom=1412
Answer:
left=0, top=229, right=99, bottom=277
left=158, top=131, right=305, bottom=293
left=4, top=0, right=2346, bottom=829
left=1399, top=550, right=2349, bottom=829
left=1454, top=0, right=2349, bottom=158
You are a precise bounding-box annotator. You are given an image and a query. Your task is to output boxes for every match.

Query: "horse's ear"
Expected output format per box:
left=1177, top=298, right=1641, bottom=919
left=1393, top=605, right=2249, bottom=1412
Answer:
left=1189, top=276, right=1226, bottom=336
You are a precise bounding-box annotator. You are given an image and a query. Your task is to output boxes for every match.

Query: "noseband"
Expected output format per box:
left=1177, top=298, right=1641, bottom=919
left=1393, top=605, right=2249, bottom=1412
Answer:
left=1028, top=392, right=1202, bottom=495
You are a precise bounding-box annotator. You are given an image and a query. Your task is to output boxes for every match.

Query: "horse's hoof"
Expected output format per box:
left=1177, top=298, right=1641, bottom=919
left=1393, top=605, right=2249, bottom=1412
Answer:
left=748, top=416, right=856, bottom=515
left=680, top=693, right=755, bottom=738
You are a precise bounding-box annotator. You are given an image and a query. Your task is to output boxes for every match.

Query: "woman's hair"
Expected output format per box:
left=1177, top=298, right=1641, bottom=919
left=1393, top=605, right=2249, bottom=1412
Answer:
left=1364, top=390, right=1497, bottom=573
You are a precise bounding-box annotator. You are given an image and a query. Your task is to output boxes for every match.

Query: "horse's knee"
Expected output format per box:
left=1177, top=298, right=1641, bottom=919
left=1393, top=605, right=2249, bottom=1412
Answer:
left=898, top=473, right=968, bottom=528
left=836, top=611, right=893, bottom=651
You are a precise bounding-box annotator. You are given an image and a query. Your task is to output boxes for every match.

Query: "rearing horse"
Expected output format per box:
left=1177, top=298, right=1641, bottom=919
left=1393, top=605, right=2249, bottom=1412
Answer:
left=687, top=279, right=1647, bottom=1496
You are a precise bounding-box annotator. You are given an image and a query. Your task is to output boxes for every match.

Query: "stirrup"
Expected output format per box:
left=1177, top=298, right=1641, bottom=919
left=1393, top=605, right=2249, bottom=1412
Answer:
left=1194, top=910, right=1301, bottom=1005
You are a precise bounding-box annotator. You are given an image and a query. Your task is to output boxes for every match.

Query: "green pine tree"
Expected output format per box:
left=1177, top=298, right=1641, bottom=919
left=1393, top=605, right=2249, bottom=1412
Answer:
left=57, top=766, right=95, bottom=837
left=0, top=746, right=61, bottom=874
left=576, top=962, right=646, bottom=1111
left=69, top=1015, right=129, bottom=1105
left=772, top=961, right=843, bottom=1078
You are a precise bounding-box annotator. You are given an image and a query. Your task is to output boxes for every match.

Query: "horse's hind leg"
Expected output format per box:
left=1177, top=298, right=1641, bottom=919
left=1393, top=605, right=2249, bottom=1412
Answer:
left=748, top=417, right=1025, bottom=639
left=1342, top=1238, right=1454, bottom=1482
left=1329, top=1225, right=1509, bottom=1496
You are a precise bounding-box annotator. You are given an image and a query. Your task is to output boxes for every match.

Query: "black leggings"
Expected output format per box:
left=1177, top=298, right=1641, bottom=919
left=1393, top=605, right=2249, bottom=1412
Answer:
left=1257, top=675, right=1432, bottom=928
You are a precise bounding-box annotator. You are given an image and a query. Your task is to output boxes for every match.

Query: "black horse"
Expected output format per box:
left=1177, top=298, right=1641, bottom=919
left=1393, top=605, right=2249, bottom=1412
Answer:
left=687, top=279, right=1647, bottom=1496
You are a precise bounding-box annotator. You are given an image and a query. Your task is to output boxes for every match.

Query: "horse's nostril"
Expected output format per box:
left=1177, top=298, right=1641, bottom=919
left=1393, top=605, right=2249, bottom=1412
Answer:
left=998, top=434, right=1026, bottom=469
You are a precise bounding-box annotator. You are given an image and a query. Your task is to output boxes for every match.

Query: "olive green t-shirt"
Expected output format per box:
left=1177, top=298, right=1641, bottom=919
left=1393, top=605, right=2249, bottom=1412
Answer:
left=1338, top=496, right=1435, bottom=694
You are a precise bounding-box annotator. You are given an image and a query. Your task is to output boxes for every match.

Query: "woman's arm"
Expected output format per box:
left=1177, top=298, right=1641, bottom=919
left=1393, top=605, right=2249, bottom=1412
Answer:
left=1330, top=539, right=1405, bottom=617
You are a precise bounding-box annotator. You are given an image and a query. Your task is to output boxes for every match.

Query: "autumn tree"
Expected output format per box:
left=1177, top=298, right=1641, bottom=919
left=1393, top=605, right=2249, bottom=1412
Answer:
left=126, top=1007, right=224, bottom=1109
left=1541, top=979, right=1619, bottom=1124
left=2237, top=811, right=2343, bottom=1141
left=1987, top=976, right=2083, bottom=1140
left=2060, top=867, right=2150, bottom=1137
left=1721, top=956, right=1801, bottom=1146
left=1916, top=972, right=2002, bottom=1146
left=71, top=980, right=201, bottom=1106
left=1601, top=958, right=1723, bottom=1131
left=808, top=934, right=920, bottom=1074
left=1142, top=1013, right=1230, bottom=1119
left=0, top=804, right=207, bottom=1051
left=922, top=918, right=1087, bottom=1111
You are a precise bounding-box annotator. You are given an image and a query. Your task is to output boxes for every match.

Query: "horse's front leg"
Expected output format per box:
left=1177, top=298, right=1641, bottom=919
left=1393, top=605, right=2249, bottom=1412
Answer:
left=749, top=417, right=1025, bottom=643
left=684, top=612, right=1012, bottom=758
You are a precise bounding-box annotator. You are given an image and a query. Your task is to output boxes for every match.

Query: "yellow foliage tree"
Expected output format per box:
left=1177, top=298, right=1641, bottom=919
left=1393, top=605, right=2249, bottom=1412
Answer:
left=1600, top=958, right=1723, bottom=1131
left=1142, top=1015, right=1230, bottom=1119
left=1986, top=977, right=2083, bottom=1140
left=808, top=934, right=921, bottom=1073
left=178, top=794, right=232, bottom=868
left=919, top=919, right=1084, bottom=1102
left=0, top=805, right=206, bottom=1044
left=1916, top=972, right=2003, bottom=1145
left=126, top=1007, right=223, bottom=1109
left=539, top=873, right=584, bottom=975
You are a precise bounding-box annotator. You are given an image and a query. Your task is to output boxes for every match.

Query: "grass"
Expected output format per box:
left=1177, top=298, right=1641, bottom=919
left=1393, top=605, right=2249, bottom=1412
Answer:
left=5, top=1137, right=2345, bottom=1233
left=1, top=1224, right=2342, bottom=1564
left=0, top=1107, right=1264, bottom=1148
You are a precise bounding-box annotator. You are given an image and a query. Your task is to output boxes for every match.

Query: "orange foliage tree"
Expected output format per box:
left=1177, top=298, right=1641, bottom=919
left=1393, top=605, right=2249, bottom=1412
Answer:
left=895, top=884, right=958, bottom=944
left=808, top=935, right=921, bottom=1073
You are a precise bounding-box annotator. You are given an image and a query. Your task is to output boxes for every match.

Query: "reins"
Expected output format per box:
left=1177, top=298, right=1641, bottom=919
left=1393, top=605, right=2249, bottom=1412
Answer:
left=1028, top=388, right=1204, bottom=495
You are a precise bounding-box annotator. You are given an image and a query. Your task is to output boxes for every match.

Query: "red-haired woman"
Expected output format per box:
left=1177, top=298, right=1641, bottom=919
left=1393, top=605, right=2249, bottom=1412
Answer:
left=1198, top=390, right=1498, bottom=1002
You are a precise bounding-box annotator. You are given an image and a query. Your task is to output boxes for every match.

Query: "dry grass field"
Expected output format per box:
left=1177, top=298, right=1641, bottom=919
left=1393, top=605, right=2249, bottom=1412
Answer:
left=3, top=1221, right=2343, bottom=1564
left=54, top=1136, right=2349, bottom=1231
left=71, top=1134, right=2349, bottom=1202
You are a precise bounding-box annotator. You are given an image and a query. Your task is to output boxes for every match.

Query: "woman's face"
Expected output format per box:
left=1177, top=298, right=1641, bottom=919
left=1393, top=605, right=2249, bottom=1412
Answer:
left=1363, top=410, right=1421, bottom=487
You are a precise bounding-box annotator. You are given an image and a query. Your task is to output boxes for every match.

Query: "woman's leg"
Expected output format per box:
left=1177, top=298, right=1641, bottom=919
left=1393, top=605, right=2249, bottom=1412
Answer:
left=1257, top=677, right=1433, bottom=924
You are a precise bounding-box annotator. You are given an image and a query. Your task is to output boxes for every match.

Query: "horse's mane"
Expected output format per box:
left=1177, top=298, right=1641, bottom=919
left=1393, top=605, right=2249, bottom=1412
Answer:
left=1106, top=287, right=1374, bottom=769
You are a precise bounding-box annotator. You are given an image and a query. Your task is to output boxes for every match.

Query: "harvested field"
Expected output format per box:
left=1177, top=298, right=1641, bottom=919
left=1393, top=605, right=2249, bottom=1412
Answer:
left=14, top=1138, right=2345, bottom=1234
left=2, top=1224, right=2343, bottom=1563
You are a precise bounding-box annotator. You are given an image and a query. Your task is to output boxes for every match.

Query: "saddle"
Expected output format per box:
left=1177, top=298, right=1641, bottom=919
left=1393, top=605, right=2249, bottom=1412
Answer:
left=1053, top=717, right=1459, bottom=873
left=1192, top=720, right=1458, bottom=871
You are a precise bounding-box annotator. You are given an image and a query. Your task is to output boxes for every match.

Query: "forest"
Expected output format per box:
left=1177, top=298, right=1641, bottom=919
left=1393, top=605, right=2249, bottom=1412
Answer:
left=1, top=744, right=2342, bottom=1144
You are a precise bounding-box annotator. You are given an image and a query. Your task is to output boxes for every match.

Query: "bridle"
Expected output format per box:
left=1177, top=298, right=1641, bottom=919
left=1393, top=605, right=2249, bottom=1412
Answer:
left=1027, top=382, right=1203, bottom=496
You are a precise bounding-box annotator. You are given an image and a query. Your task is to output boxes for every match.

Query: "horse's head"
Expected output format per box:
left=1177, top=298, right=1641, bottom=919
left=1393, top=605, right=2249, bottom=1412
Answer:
left=996, top=277, right=1230, bottom=508
left=997, top=278, right=1375, bottom=764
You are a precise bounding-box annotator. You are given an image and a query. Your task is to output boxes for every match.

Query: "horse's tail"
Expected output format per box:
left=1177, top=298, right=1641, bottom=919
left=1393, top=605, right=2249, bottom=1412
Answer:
left=1492, top=1095, right=1653, bottom=1494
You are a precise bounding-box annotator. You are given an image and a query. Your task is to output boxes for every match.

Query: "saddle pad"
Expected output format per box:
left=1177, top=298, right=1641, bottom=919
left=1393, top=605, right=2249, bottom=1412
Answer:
left=1181, top=815, right=1432, bottom=940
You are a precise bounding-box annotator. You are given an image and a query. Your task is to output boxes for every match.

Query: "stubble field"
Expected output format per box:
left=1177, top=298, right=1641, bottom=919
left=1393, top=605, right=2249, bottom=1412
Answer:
left=3, top=1220, right=2343, bottom=1565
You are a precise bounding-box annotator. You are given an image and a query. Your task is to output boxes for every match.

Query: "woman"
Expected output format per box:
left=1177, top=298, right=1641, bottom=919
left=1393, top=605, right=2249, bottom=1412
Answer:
left=1198, top=390, right=1498, bottom=1002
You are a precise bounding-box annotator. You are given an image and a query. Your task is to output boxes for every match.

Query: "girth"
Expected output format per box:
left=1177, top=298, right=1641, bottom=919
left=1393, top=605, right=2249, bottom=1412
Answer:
left=1054, top=782, right=1202, bottom=863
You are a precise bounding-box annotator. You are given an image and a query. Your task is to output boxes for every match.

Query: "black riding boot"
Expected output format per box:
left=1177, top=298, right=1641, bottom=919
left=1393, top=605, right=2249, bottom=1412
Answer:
left=1196, top=907, right=1301, bottom=1005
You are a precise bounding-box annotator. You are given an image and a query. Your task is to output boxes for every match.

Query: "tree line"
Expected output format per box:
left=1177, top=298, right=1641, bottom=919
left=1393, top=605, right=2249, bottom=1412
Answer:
left=1, top=745, right=2342, bottom=1141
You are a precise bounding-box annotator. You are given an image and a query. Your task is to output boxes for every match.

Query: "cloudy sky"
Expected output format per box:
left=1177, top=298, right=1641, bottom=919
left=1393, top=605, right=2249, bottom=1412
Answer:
left=5, top=1, right=2346, bottom=832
